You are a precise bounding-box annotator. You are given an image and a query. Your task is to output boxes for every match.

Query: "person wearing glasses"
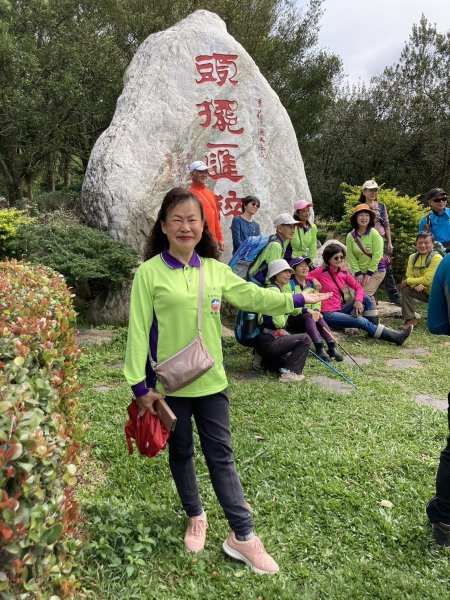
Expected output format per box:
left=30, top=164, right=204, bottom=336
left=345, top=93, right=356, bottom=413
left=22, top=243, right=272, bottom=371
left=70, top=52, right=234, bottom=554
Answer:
left=290, top=199, right=318, bottom=260
left=426, top=253, right=450, bottom=546
left=419, top=188, right=450, bottom=253
left=230, top=196, right=261, bottom=253
left=359, top=180, right=401, bottom=306
left=399, top=232, right=442, bottom=328
left=307, top=243, right=413, bottom=345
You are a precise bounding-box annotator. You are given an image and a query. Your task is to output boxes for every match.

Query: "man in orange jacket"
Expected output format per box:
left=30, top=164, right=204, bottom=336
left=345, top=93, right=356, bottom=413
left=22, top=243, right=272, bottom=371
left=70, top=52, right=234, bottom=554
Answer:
left=188, top=161, right=225, bottom=251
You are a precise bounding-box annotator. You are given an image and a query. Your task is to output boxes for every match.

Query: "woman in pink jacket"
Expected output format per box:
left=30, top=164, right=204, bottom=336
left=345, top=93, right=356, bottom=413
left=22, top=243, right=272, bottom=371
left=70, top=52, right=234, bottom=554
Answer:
left=307, top=243, right=413, bottom=345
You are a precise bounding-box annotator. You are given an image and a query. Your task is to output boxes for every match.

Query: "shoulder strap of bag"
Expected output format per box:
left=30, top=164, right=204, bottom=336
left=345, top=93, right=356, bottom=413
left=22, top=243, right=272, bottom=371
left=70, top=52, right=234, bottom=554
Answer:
left=425, top=213, right=432, bottom=232
left=352, top=230, right=372, bottom=257
left=150, top=260, right=205, bottom=365
left=326, top=267, right=345, bottom=303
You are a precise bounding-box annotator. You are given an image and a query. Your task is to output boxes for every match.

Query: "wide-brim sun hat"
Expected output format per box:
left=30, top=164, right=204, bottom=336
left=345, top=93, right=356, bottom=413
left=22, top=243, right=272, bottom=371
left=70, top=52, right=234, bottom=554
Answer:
left=267, top=259, right=293, bottom=280
left=351, top=203, right=376, bottom=220
left=290, top=256, right=311, bottom=269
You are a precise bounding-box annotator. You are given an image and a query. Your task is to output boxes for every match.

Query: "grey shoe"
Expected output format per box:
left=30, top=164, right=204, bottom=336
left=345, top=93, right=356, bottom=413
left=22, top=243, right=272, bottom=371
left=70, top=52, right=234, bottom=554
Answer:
left=431, top=522, right=450, bottom=546
left=279, top=370, right=305, bottom=383
left=252, top=351, right=264, bottom=371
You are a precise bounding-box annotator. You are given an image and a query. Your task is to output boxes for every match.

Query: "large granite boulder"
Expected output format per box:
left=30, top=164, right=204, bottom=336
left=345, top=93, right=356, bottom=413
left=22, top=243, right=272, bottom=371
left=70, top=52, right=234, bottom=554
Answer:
left=82, top=10, right=312, bottom=259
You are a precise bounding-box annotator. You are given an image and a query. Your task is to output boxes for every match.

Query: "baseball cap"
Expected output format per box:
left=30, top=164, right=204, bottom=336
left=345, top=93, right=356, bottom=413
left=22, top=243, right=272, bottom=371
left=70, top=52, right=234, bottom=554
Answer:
left=427, top=187, right=447, bottom=201
left=267, top=259, right=293, bottom=280
left=362, top=180, right=378, bottom=189
left=273, top=213, right=298, bottom=226
left=189, top=161, right=208, bottom=172
left=290, top=256, right=311, bottom=269
left=294, top=199, right=313, bottom=211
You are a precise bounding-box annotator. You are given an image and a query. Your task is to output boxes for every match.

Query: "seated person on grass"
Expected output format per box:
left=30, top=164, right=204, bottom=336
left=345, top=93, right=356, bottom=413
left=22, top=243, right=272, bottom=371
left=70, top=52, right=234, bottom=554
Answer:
left=252, top=259, right=317, bottom=382
left=307, top=243, right=413, bottom=346
left=247, top=213, right=297, bottom=285
left=399, top=232, right=443, bottom=328
left=286, top=256, right=343, bottom=361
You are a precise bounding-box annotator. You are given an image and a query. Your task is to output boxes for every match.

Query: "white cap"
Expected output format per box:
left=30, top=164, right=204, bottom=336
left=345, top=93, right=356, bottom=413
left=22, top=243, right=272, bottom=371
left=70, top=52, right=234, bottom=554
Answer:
left=267, top=259, right=293, bottom=280
left=362, top=180, right=378, bottom=189
left=189, top=160, right=208, bottom=172
left=273, top=213, right=297, bottom=227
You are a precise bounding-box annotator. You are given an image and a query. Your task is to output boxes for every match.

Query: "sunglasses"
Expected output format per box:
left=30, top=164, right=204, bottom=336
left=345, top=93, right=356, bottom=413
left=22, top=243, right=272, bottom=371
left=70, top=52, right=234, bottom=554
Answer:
left=331, top=255, right=345, bottom=261
left=432, top=197, right=447, bottom=203
left=249, top=202, right=260, bottom=207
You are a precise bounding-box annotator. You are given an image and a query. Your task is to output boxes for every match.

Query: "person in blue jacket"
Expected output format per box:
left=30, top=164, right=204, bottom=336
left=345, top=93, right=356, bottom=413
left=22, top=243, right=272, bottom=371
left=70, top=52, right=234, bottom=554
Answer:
left=418, top=187, right=450, bottom=252
left=426, top=253, right=450, bottom=546
left=231, top=196, right=261, bottom=253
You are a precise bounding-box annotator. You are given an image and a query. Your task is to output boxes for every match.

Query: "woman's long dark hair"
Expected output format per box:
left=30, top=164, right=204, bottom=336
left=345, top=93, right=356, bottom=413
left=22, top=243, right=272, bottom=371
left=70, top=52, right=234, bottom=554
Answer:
left=144, top=187, right=219, bottom=260
left=350, top=210, right=375, bottom=230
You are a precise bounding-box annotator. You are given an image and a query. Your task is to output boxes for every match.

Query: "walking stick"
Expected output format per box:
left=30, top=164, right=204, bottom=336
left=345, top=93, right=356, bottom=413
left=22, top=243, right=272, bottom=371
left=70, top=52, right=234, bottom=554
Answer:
left=308, top=350, right=356, bottom=388
left=322, top=326, right=364, bottom=372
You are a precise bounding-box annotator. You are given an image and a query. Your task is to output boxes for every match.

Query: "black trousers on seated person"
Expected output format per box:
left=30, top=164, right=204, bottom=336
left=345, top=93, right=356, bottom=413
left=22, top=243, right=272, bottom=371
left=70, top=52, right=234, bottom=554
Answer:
left=427, top=392, right=450, bottom=524
left=254, top=332, right=311, bottom=374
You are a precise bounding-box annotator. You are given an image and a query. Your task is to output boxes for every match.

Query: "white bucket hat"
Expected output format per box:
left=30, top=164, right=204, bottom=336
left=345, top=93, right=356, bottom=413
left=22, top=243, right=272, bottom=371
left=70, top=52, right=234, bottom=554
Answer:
left=267, top=259, right=293, bottom=280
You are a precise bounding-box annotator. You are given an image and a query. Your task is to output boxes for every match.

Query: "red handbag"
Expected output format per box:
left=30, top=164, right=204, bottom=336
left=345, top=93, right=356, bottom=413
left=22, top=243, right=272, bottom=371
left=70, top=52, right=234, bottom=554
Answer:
left=125, top=401, right=170, bottom=458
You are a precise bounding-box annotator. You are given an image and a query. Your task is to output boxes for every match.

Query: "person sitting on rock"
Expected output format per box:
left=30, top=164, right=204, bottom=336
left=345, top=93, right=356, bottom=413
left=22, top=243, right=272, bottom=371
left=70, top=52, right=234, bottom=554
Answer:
left=286, top=256, right=343, bottom=361
left=247, top=213, right=297, bottom=285
left=399, top=232, right=442, bottom=328
left=307, top=243, right=413, bottom=346
left=252, top=259, right=315, bottom=382
left=426, top=252, right=450, bottom=546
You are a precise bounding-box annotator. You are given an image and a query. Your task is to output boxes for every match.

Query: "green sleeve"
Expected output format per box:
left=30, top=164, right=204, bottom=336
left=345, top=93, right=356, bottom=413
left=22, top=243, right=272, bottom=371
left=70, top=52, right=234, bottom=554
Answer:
left=124, top=267, right=154, bottom=387
left=309, top=224, right=317, bottom=260
left=222, top=264, right=296, bottom=314
left=368, top=229, right=384, bottom=273
left=346, top=233, right=360, bottom=274
left=290, top=227, right=301, bottom=257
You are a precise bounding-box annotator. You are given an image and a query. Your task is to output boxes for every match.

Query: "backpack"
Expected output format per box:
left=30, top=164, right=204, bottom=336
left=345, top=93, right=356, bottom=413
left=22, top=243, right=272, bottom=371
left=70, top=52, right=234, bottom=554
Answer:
left=234, top=310, right=260, bottom=347
left=412, top=250, right=439, bottom=269
left=229, top=234, right=278, bottom=283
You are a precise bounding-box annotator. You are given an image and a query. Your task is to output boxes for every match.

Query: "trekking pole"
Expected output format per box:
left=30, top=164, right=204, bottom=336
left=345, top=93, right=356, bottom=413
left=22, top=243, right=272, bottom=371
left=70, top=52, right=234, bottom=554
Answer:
left=322, top=326, right=364, bottom=372
left=308, top=350, right=356, bottom=388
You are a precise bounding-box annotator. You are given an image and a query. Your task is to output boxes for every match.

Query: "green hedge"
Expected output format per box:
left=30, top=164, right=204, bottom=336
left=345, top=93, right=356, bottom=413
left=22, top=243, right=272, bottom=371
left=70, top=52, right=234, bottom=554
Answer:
left=0, top=260, right=81, bottom=598
left=337, top=183, right=426, bottom=280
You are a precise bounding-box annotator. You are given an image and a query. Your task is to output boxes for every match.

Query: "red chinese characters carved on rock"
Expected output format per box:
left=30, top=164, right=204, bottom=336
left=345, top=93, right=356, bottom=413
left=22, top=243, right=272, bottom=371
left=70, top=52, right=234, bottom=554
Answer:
left=215, top=190, right=243, bottom=217
left=196, top=100, right=244, bottom=134
left=195, top=53, right=239, bottom=87
left=207, top=144, right=243, bottom=182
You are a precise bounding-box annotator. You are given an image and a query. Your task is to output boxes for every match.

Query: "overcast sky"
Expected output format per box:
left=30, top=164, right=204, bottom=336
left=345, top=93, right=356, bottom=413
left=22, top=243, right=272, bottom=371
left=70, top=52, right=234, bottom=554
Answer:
left=298, top=0, right=450, bottom=84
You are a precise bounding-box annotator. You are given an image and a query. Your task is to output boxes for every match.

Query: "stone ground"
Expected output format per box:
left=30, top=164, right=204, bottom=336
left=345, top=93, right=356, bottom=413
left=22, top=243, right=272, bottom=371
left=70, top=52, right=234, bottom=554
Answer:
left=77, top=328, right=116, bottom=346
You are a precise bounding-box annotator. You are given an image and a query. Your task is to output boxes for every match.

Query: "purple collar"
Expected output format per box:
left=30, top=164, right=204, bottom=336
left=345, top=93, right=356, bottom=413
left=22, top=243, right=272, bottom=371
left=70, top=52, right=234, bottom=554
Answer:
left=161, top=250, right=201, bottom=269
left=352, top=227, right=372, bottom=239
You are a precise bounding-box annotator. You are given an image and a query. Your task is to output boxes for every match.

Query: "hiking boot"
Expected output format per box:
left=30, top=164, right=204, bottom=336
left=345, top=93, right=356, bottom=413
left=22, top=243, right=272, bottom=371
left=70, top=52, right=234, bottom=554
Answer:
left=389, top=297, right=402, bottom=307
left=431, top=522, right=450, bottom=546
left=313, top=342, right=330, bottom=361
left=279, top=370, right=305, bottom=383
left=184, top=512, right=208, bottom=552
left=223, top=532, right=279, bottom=575
left=400, top=318, right=417, bottom=329
left=327, top=342, right=343, bottom=361
left=252, top=351, right=264, bottom=372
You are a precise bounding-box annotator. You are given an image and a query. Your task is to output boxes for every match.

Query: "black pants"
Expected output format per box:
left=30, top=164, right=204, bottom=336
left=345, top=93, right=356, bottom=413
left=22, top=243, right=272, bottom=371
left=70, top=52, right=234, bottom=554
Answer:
left=165, top=390, right=253, bottom=537
left=381, top=264, right=400, bottom=301
left=427, top=392, right=450, bottom=524
left=254, top=332, right=310, bottom=374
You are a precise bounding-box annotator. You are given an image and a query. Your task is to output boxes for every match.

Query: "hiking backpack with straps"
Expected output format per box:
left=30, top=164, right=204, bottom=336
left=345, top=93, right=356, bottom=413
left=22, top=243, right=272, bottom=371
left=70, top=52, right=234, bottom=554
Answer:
left=228, top=234, right=279, bottom=283
left=412, top=250, right=439, bottom=268
left=234, top=310, right=260, bottom=347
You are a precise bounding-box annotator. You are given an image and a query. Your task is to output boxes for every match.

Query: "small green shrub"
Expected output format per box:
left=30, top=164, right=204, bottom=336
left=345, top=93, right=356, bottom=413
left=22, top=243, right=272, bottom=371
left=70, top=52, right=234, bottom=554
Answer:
left=2, top=223, right=139, bottom=299
left=0, top=209, right=35, bottom=254
left=30, top=190, right=82, bottom=215
left=336, top=183, right=426, bottom=280
left=0, top=260, right=81, bottom=598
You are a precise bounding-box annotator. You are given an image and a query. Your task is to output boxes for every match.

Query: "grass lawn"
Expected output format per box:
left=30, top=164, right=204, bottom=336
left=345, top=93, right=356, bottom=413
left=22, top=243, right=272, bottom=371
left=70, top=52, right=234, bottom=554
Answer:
left=74, top=316, right=449, bottom=599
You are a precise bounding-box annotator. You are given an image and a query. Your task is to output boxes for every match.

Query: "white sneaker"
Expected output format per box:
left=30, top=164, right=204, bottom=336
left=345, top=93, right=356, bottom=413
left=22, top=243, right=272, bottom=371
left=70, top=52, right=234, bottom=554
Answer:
left=279, top=370, right=305, bottom=383
left=252, top=351, right=264, bottom=372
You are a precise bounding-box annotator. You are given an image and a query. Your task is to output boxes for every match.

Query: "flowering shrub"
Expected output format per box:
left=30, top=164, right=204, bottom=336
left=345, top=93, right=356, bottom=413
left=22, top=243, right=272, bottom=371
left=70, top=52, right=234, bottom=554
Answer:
left=0, top=260, right=81, bottom=598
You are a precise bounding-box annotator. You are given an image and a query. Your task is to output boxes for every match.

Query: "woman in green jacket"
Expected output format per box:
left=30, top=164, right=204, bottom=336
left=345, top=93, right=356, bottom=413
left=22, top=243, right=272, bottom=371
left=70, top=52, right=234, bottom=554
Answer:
left=290, top=199, right=318, bottom=260
left=346, top=203, right=385, bottom=310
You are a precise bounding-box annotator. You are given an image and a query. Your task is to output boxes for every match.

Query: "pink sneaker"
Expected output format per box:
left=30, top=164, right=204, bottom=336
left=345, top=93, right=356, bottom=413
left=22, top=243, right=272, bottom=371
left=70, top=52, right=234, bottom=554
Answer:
left=223, top=532, right=279, bottom=574
left=184, top=512, right=208, bottom=552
